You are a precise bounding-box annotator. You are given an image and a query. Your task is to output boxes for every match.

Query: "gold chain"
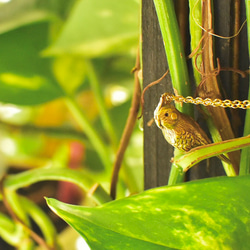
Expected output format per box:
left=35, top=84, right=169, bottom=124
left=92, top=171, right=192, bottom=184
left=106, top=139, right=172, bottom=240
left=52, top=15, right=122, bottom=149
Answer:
left=162, top=93, right=250, bottom=109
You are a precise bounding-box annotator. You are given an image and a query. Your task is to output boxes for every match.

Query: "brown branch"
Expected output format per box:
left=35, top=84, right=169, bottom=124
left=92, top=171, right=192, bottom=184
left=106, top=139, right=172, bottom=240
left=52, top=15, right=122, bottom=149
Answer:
left=199, top=0, right=240, bottom=173
left=110, top=49, right=141, bottom=200
left=189, top=34, right=206, bottom=59
left=139, top=69, right=169, bottom=119
left=220, top=67, right=246, bottom=78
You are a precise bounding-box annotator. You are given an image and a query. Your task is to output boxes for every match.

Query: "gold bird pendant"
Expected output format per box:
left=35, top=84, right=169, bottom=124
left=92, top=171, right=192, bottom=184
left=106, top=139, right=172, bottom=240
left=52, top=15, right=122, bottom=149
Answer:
left=154, top=93, right=230, bottom=164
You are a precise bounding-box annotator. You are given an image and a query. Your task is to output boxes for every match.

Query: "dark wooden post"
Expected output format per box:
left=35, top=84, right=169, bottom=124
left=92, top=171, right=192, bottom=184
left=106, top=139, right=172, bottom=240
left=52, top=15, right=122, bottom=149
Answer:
left=142, top=0, right=173, bottom=190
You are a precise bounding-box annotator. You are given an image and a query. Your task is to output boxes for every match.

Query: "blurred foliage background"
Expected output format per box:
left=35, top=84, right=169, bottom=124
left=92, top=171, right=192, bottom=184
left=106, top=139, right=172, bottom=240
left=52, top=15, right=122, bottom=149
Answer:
left=0, top=0, right=142, bottom=249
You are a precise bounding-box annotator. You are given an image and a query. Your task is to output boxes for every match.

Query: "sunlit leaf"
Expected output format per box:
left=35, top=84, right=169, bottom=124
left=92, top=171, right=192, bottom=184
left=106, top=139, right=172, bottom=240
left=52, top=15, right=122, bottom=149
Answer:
left=47, top=175, right=250, bottom=249
left=44, top=0, right=139, bottom=57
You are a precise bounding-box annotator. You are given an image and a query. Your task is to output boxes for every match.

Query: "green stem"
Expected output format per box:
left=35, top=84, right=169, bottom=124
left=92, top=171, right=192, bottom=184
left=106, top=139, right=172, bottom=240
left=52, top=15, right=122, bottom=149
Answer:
left=2, top=191, right=34, bottom=249
left=4, top=168, right=112, bottom=204
left=5, top=191, right=29, bottom=224
left=0, top=212, right=20, bottom=246
left=153, top=0, right=192, bottom=114
left=65, top=96, right=111, bottom=170
left=240, top=0, right=250, bottom=175
left=189, top=0, right=203, bottom=83
left=153, top=0, right=192, bottom=186
left=207, top=117, right=236, bottom=176
left=3, top=192, right=58, bottom=249
left=20, top=196, right=58, bottom=248
left=222, top=162, right=236, bottom=177
left=174, top=135, right=250, bottom=172
left=85, top=60, right=117, bottom=147
left=168, top=163, right=185, bottom=185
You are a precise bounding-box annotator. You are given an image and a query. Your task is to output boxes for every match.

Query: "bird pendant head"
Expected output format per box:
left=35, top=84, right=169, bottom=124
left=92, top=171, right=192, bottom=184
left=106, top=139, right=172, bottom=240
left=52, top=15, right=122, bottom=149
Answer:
left=155, top=106, right=179, bottom=129
left=154, top=93, right=179, bottom=130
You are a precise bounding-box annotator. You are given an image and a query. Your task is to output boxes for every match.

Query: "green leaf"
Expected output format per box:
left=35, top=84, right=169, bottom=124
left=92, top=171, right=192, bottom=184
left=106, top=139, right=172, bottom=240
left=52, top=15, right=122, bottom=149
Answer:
left=47, top=175, right=250, bottom=250
left=0, top=22, right=64, bottom=105
left=44, top=0, right=139, bottom=57
left=47, top=198, right=173, bottom=250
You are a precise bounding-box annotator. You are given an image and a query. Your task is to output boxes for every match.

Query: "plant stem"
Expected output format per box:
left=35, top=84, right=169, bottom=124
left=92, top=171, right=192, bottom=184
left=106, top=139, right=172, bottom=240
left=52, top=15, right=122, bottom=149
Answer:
left=189, top=0, right=240, bottom=174
left=240, top=0, right=250, bottom=175
left=20, top=196, right=59, bottom=248
left=189, top=0, right=202, bottom=83
left=206, top=117, right=236, bottom=176
left=153, top=0, right=192, bottom=186
left=85, top=60, right=117, bottom=148
left=201, top=0, right=240, bottom=173
left=65, top=96, right=111, bottom=170
left=174, top=135, right=250, bottom=173
left=110, top=50, right=141, bottom=199
left=0, top=212, right=20, bottom=246
left=222, top=162, right=236, bottom=177
left=3, top=190, right=29, bottom=224
left=168, top=163, right=185, bottom=185
left=3, top=190, right=54, bottom=250
left=153, top=0, right=192, bottom=115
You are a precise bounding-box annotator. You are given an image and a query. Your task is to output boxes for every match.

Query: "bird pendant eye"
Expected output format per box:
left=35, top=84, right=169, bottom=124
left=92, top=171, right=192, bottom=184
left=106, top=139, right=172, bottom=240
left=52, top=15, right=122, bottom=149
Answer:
left=170, top=113, right=178, bottom=120
left=164, top=112, right=169, bottom=117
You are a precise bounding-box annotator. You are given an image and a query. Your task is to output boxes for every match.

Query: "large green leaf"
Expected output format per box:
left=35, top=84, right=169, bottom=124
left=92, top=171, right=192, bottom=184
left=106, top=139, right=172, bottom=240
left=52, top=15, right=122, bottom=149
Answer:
left=0, top=22, right=64, bottom=105
left=47, top=175, right=250, bottom=250
left=44, top=0, right=139, bottom=57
